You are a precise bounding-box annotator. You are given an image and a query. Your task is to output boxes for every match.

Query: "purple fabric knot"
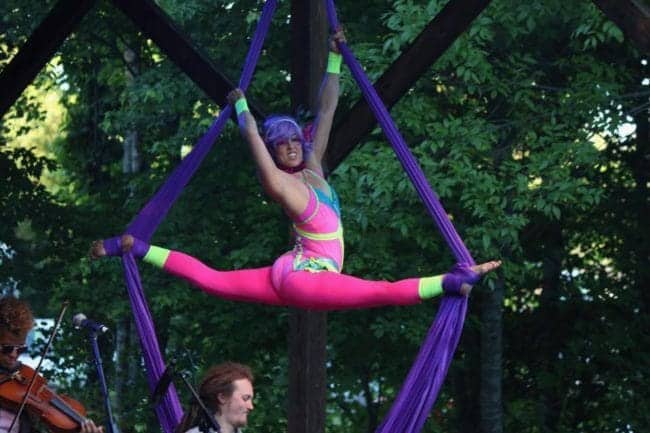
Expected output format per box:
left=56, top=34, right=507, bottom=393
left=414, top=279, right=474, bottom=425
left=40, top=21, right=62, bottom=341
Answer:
left=442, top=263, right=480, bottom=296
left=102, top=236, right=122, bottom=256
left=130, top=237, right=150, bottom=258
left=102, top=235, right=150, bottom=258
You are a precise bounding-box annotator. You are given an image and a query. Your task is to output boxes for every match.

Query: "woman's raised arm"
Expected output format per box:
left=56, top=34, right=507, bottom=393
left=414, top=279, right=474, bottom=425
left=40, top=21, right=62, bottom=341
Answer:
left=227, top=89, right=309, bottom=217
left=306, top=30, right=346, bottom=172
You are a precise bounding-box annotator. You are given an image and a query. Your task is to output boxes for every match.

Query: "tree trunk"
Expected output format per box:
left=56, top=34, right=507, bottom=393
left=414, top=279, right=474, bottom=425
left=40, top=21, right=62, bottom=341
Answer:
left=113, top=44, right=141, bottom=419
left=631, top=105, right=649, bottom=315
left=476, top=121, right=513, bottom=433
left=479, top=278, right=504, bottom=433
left=536, top=223, right=564, bottom=433
left=112, top=318, right=129, bottom=421
left=122, top=46, right=140, bottom=174
left=287, top=2, right=328, bottom=433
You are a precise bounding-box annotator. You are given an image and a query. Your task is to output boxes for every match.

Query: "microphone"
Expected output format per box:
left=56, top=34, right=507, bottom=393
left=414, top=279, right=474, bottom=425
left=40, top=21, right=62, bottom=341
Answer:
left=72, top=313, right=109, bottom=334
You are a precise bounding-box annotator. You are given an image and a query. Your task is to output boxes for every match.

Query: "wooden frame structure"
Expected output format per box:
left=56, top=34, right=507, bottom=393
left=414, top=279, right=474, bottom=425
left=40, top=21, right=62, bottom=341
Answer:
left=2, top=0, right=647, bottom=168
left=1, top=1, right=648, bottom=432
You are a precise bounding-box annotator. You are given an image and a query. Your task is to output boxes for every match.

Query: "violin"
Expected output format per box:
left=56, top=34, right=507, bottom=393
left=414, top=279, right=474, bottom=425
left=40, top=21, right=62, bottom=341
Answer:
left=0, top=363, right=87, bottom=433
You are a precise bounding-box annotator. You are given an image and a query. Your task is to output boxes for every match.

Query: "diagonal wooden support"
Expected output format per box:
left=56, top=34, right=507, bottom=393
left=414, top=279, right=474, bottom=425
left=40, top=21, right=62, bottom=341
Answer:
left=110, top=0, right=264, bottom=118
left=592, top=0, right=650, bottom=53
left=325, top=0, right=492, bottom=171
left=0, top=0, right=97, bottom=118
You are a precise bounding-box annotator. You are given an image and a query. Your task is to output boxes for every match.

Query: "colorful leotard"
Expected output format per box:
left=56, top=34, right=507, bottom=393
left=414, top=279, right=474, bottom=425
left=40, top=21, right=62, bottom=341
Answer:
left=293, top=168, right=344, bottom=272
left=271, top=168, right=344, bottom=291
left=109, top=169, right=449, bottom=310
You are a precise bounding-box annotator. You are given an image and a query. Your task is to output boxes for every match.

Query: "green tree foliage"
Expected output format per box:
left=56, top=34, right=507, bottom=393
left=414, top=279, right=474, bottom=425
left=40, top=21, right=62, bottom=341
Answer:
left=1, top=0, right=77, bottom=312
left=1, top=0, right=647, bottom=432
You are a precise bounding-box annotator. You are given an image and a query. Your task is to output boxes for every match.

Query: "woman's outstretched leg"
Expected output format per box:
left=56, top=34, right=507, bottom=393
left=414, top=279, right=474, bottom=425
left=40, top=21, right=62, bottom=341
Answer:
left=91, top=235, right=500, bottom=310
left=272, top=261, right=501, bottom=310
left=277, top=270, right=423, bottom=310
left=91, top=235, right=285, bottom=306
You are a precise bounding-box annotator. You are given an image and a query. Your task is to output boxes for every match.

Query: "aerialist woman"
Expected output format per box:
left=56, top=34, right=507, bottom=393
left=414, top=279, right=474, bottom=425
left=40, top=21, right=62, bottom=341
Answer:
left=91, top=30, right=501, bottom=310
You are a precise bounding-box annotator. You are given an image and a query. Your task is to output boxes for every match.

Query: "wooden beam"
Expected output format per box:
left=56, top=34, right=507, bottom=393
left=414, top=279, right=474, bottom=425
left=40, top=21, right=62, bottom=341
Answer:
left=592, top=0, right=650, bottom=53
left=0, top=0, right=97, bottom=117
left=110, top=0, right=264, bottom=118
left=287, top=2, right=328, bottom=433
left=325, top=0, right=492, bottom=171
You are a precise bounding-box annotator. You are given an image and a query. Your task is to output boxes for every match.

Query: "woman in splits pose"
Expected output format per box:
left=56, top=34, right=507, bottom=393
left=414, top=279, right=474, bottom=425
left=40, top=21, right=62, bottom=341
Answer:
left=91, top=30, right=500, bottom=310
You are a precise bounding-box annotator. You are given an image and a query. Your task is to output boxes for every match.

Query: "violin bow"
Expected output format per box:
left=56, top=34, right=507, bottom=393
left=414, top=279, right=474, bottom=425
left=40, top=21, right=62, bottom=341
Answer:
left=8, top=300, right=70, bottom=433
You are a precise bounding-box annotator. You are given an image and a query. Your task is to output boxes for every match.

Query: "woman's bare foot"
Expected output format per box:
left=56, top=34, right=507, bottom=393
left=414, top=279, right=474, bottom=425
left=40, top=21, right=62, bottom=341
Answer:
left=460, top=260, right=502, bottom=296
left=89, top=240, right=106, bottom=259
left=89, top=234, right=135, bottom=259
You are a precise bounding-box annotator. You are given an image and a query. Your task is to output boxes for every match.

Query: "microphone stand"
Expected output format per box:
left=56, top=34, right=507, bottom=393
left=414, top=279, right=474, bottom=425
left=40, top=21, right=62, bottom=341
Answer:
left=87, top=329, right=120, bottom=433
left=152, top=362, right=220, bottom=433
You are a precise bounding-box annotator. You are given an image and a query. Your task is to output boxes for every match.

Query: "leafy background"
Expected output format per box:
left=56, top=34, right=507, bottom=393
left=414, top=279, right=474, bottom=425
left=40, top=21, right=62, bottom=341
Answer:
left=1, top=1, right=647, bottom=432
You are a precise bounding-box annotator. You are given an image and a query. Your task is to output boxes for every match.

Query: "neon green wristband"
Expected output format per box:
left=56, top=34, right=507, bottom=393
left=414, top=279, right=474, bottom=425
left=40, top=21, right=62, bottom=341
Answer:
left=326, top=52, right=342, bottom=74
left=234, top=98, right=249, bottom=116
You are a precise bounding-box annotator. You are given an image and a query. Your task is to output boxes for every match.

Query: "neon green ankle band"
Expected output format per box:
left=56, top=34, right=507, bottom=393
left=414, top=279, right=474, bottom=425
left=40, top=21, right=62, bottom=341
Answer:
left=418, top=275, right=444, bottom=299
left=143, top=245, right=171, bottom=269
left=326, top=52, right=342, bottom=74
left=234, top=98, right=249, bottom=116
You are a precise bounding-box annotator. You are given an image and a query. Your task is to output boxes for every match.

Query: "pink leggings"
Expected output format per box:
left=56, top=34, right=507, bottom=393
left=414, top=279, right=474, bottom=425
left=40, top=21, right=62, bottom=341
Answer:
left=161, top=250, right=423, bottom=310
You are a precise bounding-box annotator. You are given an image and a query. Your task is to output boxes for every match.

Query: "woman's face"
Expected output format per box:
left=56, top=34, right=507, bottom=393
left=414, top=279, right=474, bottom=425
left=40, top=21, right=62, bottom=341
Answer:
left=219, top=378, right=254, bottom=429
left=273, top=135, right=303, bottom=168
left=0, top=330, right=27, bottom=370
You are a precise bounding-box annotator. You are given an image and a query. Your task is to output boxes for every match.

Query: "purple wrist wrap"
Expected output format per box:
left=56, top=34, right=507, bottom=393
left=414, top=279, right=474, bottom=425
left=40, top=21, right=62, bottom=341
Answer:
left=442, top=263, right=481, bottom=295
left=102, top=237, right=122, bottom=256
left=102, top=235, right=149, bottom=258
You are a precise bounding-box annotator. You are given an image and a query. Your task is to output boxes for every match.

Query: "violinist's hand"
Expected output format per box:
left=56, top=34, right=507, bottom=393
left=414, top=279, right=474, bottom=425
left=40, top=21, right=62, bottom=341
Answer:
left=80, top=419, right=104, bottom=433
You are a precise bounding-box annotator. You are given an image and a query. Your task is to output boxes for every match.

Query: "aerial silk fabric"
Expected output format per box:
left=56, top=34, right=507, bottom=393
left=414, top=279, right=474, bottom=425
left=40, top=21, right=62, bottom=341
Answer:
left=114, top=0, right=474, bottom=431
left=323, top=1, right=476, bottom=432
left=115, top=2, right=278, bottom=432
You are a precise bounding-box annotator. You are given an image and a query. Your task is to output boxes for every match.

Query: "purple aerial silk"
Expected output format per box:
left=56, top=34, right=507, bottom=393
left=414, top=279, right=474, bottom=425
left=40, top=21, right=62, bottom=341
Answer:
left=114, top=2, right=277, bottom=432
left=113, top=0, right=473, bottom=430
left=324, top=1, right=476, bottom=432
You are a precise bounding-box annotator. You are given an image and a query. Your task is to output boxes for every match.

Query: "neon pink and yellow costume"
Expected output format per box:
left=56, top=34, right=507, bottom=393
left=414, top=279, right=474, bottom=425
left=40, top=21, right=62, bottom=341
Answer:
left=102, top=168, right=474, bottom=311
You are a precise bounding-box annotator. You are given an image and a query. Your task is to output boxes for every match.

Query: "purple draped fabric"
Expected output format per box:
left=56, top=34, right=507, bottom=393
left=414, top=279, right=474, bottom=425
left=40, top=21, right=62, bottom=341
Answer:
left=114, top=2, right=278, bottom=432
left=112, top=0, right=474, bottom=430
left=324, top=1, right=475, bottom=432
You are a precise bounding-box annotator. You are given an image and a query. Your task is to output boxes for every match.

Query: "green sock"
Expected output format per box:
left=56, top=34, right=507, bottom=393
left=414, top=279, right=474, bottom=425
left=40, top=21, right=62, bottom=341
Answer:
left=418, top=275, right=443, bottom=299
left=143, top=245, right=170, bottom=269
